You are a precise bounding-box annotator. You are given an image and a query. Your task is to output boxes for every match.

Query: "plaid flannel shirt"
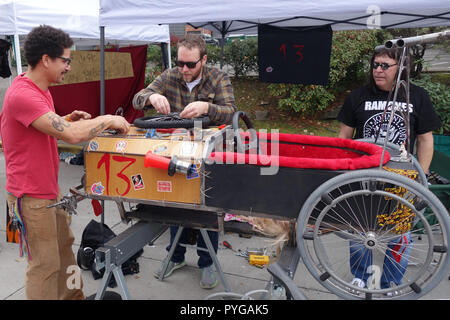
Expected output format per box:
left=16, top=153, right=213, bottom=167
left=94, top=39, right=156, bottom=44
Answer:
left=132, top=66, right=236, bottom=125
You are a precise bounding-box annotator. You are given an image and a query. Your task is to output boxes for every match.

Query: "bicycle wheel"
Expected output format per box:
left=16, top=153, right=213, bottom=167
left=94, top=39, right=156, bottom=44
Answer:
left=297, top=169, right=449, bottom=300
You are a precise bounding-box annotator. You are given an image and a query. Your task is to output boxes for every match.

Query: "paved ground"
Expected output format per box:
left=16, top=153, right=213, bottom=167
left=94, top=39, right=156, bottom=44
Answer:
left=424, top=47, right=450, bottom=72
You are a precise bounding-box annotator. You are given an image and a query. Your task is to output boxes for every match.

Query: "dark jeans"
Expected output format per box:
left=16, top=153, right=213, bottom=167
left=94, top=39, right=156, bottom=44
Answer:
left=166, top=226, right=219, bottom=268
left=349, top=232, right=412, bottom=288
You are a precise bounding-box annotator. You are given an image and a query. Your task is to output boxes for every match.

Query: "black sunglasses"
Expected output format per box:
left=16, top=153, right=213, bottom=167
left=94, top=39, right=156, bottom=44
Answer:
left=372, top=61, right=397, bottom=70
left=176, top=57, right=202, bottom=69
left=56, top=56, right=72, bottom=66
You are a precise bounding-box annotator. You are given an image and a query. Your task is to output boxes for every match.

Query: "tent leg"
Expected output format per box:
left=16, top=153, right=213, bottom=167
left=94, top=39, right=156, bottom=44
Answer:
left=13, top=34, right=22, bottom=75
left=167, top=42, right=171, bottom=68
left=100, top=26, right=105, bottom=116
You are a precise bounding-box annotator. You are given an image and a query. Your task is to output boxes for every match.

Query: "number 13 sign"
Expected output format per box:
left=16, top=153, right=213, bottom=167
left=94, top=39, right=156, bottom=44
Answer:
left=258, top=24, right=332, bottom=85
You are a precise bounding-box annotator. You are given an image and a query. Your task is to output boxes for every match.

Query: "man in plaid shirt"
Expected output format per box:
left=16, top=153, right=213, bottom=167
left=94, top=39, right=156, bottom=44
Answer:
left=132, top=35, right=236, bottom=125
left=132, top=34, right=236, bottom=289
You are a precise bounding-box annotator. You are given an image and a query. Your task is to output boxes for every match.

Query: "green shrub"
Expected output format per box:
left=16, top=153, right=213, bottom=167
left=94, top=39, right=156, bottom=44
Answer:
left=412, top=74, right=450, bottom=135
left=146, top=44, right=164, bottom=64
left=205, top=44, right=222, bottom=66
left=268, top=84, right=334, bottom=115
left=224, top=38, right=258, bottom=78
left=144, top=64, right=162, bottom=87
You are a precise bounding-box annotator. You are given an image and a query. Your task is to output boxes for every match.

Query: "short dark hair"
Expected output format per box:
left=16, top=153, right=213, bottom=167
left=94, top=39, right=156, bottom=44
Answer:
left=24, top=25, right=73, bottom=69
left=177, top=34, right=207, bottom=58
left=368, top=47, right=409, bottom=95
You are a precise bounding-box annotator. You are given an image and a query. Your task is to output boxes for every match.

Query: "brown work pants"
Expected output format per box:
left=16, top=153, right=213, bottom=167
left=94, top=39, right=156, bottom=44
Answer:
left=6, top=193, right=85, bottom=300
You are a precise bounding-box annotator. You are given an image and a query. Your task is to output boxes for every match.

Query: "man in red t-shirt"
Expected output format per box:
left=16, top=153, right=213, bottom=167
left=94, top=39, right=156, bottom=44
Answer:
left=0, top=25, right=130, bottom=300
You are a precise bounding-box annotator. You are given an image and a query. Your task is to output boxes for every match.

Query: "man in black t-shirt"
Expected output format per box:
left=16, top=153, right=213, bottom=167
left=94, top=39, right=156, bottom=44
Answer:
left=337, top=48, right=441, bottom=175
left=336, top=47, right=441, bottom=293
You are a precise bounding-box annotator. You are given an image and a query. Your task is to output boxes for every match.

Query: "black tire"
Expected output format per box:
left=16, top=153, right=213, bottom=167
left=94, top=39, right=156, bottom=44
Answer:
left=133, top=113, right=211, bottom=129
left=232, top=111, right=259, bottom=153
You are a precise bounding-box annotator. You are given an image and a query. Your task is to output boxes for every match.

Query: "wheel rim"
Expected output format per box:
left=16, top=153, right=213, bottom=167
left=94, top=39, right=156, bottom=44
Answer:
left=297, top=169, right=449, bottom=300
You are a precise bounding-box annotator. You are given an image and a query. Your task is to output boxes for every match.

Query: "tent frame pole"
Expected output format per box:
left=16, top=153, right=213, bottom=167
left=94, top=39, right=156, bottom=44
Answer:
left=13, top=34, right=22, bottom=75
left=100, top=26, right=105, bottom=116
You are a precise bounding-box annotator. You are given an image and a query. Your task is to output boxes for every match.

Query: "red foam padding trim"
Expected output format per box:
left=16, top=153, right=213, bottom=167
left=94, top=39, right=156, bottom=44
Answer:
left=209, top=133, right=390, bottom=170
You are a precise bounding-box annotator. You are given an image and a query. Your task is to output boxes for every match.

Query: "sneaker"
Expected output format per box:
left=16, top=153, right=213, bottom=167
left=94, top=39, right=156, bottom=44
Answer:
left=349, top=277, right=365, bottom=294
left=154, top=257, right=186, bottom=279
left=200, top=265, right=218, bottom=289
left=351, top=277, right=366, bottom=288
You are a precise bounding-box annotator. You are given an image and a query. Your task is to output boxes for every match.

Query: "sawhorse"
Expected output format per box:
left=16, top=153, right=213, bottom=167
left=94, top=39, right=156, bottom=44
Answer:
left=94, top=220, right=167, bottom=300
left=94, top=203, right=231, bottom=299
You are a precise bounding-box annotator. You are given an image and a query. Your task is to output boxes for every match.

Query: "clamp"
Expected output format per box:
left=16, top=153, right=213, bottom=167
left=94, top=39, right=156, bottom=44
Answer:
left=46, top=194, right=84, bottom=215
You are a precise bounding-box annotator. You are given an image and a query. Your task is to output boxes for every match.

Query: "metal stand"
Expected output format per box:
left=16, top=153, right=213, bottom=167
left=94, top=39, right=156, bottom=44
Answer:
left=263, top=242, right=307, bottom=300
left=94, top=221, right=168, bottom=300
left=159, top=226, right=231, bottom=292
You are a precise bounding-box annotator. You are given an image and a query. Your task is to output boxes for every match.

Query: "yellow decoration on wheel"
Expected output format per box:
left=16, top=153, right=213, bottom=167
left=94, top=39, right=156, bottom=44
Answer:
left=377, top=167, right=418, bottom=234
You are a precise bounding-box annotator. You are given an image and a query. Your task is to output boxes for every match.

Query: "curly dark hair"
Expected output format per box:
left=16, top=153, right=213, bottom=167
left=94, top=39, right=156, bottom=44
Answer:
left=24, top=25, right=73, bottom=69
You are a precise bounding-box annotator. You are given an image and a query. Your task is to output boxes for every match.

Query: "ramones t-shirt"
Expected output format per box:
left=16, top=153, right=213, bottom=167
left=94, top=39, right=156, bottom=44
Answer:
left=337, top=83, right=441, bottom=151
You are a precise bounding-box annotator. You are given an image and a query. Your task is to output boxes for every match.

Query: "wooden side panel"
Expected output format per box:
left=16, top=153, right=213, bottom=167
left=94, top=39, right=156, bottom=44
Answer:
left=85, top=152, right=202, bottom=204
left=86, top=135, right=204, bottom=160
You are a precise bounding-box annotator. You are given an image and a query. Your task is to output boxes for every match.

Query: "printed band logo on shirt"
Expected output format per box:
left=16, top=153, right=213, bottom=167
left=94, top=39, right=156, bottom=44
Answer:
left=364, top=100, right=413, bottom=113
left=363, top=112, right=407, bottom=146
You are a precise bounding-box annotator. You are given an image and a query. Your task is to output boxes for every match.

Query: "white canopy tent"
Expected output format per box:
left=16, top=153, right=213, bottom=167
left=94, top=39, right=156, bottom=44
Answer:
left=99, top=0, right=449, bottom=69
left=99, top=0, right=450, bottom=35
left=11, top=0, right=170, bottom=43
left=0, top=0, right=170, bottom=73
left=0, top=0, right=15, bottom=35
left=0, top=0, right=170, bottom=114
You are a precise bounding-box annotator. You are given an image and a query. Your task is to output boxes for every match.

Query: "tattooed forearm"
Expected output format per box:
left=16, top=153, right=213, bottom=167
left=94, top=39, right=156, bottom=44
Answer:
left=88, top=122, right=105, bottom=139
left=48, top=114, right=70, bottom=132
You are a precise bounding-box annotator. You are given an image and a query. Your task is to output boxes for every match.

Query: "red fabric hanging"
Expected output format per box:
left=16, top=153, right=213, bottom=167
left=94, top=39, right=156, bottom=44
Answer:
left=49, top=45, right=147, bottom=123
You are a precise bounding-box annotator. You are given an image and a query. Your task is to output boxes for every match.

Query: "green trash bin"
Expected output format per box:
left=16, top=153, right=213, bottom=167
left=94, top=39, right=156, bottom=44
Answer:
left=413, top=135, right=450, bottom=233
left=429, top=136, right=450, bottom=210
left=433, top=134, right=450, bottom=157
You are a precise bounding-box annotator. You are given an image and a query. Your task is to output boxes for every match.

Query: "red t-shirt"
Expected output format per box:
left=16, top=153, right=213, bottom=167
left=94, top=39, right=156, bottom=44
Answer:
left=0, top=73, right=59, bottom=199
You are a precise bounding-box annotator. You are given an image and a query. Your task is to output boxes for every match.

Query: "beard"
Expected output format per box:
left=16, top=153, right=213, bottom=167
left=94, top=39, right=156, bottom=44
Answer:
left=181, top=67, right=202, bottom=83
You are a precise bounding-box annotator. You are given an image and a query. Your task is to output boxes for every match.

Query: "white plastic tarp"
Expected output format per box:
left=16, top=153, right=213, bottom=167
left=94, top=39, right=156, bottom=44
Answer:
left=0, top=0, right=16, bottom=35
left=0, top=0, right=170, bottom=43
left=99, top=0, right=450, bottom=34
